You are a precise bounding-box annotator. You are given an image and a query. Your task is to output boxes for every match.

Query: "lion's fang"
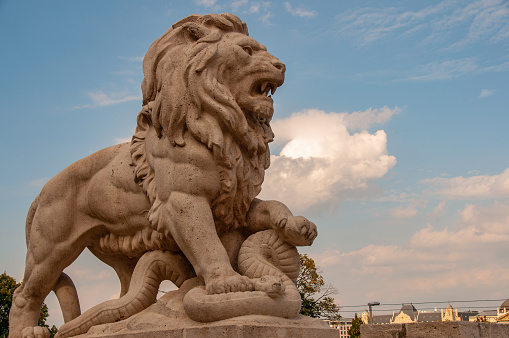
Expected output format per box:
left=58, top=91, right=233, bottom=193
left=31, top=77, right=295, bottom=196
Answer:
left=260, top=82, right=268, bottom=94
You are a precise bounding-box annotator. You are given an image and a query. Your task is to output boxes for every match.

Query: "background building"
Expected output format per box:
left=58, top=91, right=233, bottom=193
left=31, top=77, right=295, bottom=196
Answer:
left=363, top=303, right=479, bottom=324
left=325, top=318, right=352, bottom=338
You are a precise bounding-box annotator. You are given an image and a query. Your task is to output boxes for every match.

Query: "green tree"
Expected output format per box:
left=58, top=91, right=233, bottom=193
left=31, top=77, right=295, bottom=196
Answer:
left=347, top=313, right=363, bottom=338
left=1, top=272, right=58, bottom=337
left=297, top=254, right=341, bottom=321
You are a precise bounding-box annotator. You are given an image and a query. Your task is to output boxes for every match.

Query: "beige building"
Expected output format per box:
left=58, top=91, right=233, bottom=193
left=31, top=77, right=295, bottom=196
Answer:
left=364, top=303, right=477, bottom=324
left=469, top=299, right=509, bottom=323
left=325, top=319, right=352, bottom=338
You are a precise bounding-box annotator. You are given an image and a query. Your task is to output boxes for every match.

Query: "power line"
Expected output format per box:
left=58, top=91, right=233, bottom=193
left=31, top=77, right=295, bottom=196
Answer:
left=339, top=298, right=508, bottom=309
left=339, top=305, right=503, bottom=313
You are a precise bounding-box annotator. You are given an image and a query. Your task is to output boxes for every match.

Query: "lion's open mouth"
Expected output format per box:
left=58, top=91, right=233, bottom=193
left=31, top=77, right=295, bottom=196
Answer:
left=241, top=77, right=282, bottom=142
left=254, top=81, right=278, bottom=97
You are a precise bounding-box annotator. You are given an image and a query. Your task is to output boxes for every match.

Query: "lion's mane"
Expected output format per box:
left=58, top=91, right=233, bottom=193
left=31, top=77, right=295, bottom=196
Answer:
left=130, top=14, right=270, bottom=232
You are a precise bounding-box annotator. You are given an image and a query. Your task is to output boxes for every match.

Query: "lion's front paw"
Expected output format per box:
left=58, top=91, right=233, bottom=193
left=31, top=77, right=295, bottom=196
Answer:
left=278, top=216, right=317, bottom=246
left=205, top=274, right=255, bottom=294
left=21, top=326, right=50, bottom=338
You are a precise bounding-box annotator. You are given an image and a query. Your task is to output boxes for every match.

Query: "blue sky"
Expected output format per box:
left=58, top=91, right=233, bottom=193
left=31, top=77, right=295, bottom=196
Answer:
left=1, top=0, right=509, bottom=326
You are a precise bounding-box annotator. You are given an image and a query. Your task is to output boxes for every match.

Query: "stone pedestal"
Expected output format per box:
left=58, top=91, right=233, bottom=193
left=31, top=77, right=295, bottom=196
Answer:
left=78, top=279, right=339, bottom=338
left=84, top=317, right=339, bottom=338
left=361, top=322, right=509, bottom=338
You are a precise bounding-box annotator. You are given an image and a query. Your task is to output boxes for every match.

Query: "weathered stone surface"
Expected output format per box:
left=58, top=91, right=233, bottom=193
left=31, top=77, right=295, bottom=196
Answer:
left=361, top=322, right=509, bottom=338
left=79, top=279, right=339, bottom=338
left=9, top=13, right=320, bottom=338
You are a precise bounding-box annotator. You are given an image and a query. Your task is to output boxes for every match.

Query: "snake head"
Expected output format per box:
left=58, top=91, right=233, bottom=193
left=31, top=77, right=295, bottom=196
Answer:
left=255, top=276, right=285, bottom=298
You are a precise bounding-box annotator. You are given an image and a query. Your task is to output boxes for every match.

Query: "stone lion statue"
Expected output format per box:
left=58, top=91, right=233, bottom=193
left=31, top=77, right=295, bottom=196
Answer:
left=9, top=13, right=317, bottom=338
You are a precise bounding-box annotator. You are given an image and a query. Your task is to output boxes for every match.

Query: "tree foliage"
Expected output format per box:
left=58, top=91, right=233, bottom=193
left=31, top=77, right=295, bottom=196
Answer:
left=297, top=254, right=341, bottom=321
left=347, top=313, right=363, bottom=337
left=1, top=272, right=58, bottom=337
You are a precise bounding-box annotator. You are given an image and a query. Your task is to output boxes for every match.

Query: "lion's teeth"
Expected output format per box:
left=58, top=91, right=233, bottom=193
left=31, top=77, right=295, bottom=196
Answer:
left=260, top=82, right=268, bottom=94
left=271, top=86, right=276, bottom=95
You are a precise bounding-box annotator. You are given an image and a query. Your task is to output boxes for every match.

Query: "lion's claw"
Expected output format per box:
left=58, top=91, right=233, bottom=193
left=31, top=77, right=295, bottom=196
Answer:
left=206, top=274, right=254, bottom=295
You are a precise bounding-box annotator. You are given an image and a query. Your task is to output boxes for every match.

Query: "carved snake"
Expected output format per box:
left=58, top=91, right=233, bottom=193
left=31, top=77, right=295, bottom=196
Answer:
left=56, top=230, right=301, bottom=337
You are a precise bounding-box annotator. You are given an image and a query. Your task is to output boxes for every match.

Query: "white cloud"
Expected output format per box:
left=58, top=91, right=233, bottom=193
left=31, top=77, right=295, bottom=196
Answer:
left=333, top=0, right=509, bottom=48
left=406, top=58, right=479, bottom=81
left=333, top=2, right=452, bottom=47
left=479, top=89, right=494, bottom=98
left=312, top=199, right=509, bottom=308
left=249, top=2, right=260, bottom=13
left=29, top=177, right=50, bottom=187
left=231, top=0, right=248, bottom=11
left=260, top=108, right=398, bottom=212
left=72, top=91, right=141, bottom=110
left=428, top=200, right=446, bottom=219
left=422, top=168, right=509, bottom=199
left=260, top=11, right=273, bottom=25
left=340, top=106, right=401, bottom=130
left=195, top=0, right=216, bottom=7
left=390, top=200, right=424, bottom=219
left=284, top=2, right=317, bottom=18
left=444, top=0, right=509, bottom=48
left=401, top=58, right=509, bottom=82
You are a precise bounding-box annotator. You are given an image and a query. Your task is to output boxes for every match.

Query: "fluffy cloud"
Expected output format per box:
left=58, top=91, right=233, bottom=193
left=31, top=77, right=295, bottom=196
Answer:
left=410, top=200, right=509, bottom=249
left=389, top=200, right=423, bottom=219
left=259, top=108, right=398, bottom=212
left=312, top=199, right=509, bottom=309
left=422, top=168, right=509, bottom=199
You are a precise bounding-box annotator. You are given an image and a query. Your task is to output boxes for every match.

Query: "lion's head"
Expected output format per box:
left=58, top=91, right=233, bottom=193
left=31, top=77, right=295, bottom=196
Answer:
left=140, top=13, right=284, bottom=156
left=130, top=13, right=285, bottom=230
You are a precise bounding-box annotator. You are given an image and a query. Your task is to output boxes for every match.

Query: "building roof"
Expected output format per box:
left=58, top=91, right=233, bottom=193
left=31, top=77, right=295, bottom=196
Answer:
left=371, top=314, right=393, bottom=324
left=417, top=312, right=441, bottom=322
left=400, top=304, right=418, bottom=320
left=477, top=310, right=498, bottom=317
left=500, top=299, right=509, bottom=311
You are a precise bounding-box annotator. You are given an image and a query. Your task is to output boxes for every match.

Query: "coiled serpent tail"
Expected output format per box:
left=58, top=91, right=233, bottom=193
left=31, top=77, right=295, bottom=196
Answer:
left=56, top=251, right=193, bottom=338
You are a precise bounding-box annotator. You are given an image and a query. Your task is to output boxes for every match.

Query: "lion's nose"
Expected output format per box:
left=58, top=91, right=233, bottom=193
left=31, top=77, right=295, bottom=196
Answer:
left=273, top=61, right=286, bottom=74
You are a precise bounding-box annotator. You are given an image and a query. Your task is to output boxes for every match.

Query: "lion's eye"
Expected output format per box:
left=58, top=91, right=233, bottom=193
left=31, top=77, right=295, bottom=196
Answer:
left=242, top=46, right=253, bottom=56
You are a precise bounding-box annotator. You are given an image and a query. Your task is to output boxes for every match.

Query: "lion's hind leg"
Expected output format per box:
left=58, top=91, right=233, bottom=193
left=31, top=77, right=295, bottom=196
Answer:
left=9, top=248, right=85, bottom=338
left=9, top=220, right=87, bottom=337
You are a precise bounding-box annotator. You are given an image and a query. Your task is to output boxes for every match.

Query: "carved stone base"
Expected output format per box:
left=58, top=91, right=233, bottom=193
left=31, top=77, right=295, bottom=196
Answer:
left=77, top=279, right=339, bottom=338
left=84, top=319, right=338, bottom=338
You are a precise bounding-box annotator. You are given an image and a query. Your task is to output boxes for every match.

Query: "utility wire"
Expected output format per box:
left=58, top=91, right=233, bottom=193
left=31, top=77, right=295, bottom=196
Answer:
left=339, top=298, right=508, bottom=309
left=339, top=305, right=503, bottom=313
